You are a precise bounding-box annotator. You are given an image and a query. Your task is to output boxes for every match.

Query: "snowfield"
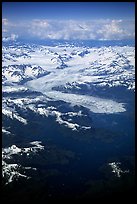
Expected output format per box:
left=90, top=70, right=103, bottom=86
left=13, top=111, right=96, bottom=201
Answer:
left=2, top=44, right=135, bottom=115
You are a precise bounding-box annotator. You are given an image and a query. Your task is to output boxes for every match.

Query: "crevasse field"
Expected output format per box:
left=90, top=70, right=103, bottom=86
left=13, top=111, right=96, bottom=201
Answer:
left=2, top=40, right=135, bottom=202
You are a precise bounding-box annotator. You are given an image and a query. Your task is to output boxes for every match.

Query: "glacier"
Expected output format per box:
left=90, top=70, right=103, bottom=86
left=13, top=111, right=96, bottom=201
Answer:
left=2, top=40, right=135, bottom=196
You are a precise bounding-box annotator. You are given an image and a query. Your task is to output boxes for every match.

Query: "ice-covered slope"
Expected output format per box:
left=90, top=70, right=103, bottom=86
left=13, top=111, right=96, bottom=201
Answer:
left=2, top=141, right=44, bottom=184
left=2, top=43, right=135, bottom=115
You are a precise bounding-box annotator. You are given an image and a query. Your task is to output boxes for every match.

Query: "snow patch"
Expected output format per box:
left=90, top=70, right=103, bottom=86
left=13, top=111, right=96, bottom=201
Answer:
left=2, top=141, right=44, bottom=185
left=108, top=162, right=129, bottom=177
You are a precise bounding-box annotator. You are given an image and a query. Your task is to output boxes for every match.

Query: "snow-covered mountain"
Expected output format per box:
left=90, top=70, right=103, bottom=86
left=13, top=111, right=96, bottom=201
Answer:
left=2, top=64, right=50, bottom=84
left=3, top=43, right=135, bottom=89
left=2, top=43, right=135, bottom=112
left=2, top=41, right=135, bottom=187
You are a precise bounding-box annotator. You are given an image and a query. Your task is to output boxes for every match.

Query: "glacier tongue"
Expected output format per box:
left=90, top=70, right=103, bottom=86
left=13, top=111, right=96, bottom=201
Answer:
left=46, top=91, right=126, bottom=114
left=26, top=79, right=126, bottom=114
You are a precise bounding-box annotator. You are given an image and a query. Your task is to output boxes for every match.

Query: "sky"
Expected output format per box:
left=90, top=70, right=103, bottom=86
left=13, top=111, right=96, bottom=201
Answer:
left=2, top=2, right=135, bottom=41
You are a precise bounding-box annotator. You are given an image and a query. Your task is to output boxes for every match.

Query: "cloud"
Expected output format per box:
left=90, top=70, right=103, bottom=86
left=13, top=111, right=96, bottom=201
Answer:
left=28, top=19, right=135, bottom=40
left=2, top=18, right=9, bottom=34
left=2, top=34, right=18, bottom=42
left=2, top=18, right=17, bottom=36
left=96, top=19, right=134, bottom=40
left=32, top=19, right=49, bottom=28
left=2, top=18, right=9, bottom=26
left=2, top=18, right=135, bottom=41
left=3, top=29, right=8, bottom=33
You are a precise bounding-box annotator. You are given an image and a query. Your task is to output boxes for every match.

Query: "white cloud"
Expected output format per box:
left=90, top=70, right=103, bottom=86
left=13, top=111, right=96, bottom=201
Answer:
left=3, top=29, right=8, bottom=33
left=2, top=18, right=135, bottom=40
left=96, top=20, right=123, bottom=40
left=28, top=19, right=135, bottom=40
left=31, top=19, right=49, bottom=28
left=2, top=18, right=18, bottom=36
left=2, top=34, right=18, bottom=42
left=2, top=18, right=9, bottom=26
